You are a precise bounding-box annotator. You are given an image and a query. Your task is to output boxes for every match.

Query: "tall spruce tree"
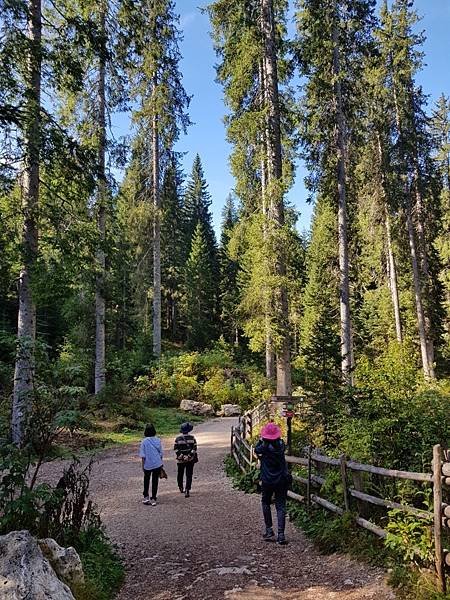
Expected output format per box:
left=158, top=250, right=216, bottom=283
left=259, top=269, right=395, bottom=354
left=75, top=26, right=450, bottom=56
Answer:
left=161, top=156, right=186, bottom=340
left=219, top=195, right=240, bottom=345
left=184, top=222, right=217, bottom=349
left=296, top=0, right=376, bottom=385
left=379, top=0, right=440, bottom=378
left=120, top=0, right=190, bottom=358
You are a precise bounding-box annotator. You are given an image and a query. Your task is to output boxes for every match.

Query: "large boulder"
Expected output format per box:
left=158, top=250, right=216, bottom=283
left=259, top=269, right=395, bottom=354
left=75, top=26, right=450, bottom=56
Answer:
left=179, top=399, right=215, bottom=416
left=217, top=404, right=242, bottom=417
left=39, top=538, right=84, bottom=588
left=0, top=530, right=75, bottom=599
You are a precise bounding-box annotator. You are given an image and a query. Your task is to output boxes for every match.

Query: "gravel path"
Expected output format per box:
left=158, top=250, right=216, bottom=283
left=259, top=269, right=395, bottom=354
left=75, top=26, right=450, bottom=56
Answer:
left=45, top=418, right=395, bottom=599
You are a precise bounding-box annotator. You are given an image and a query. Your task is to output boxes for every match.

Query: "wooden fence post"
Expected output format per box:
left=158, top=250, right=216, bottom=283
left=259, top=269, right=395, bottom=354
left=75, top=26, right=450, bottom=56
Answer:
left=306, top=446, right=312, bottom=510
left=249, top=412, right=253, bottom=439
left=230, top=426, right=234, bottom=456
left=340, top=454, right=349, bottom=512
left=351, top=471, right=368, bottom=518
left=433, top=444, right=446, bottom=593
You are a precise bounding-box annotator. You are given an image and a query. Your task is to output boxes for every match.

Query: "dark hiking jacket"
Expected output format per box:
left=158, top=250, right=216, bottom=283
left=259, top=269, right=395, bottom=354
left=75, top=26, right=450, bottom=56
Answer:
left=255, top=438, right=288, bottom=487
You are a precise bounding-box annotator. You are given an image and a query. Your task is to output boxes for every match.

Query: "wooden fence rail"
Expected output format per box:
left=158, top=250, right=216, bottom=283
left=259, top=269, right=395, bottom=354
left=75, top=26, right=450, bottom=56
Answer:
left=231, top=415, right=449, bottom=593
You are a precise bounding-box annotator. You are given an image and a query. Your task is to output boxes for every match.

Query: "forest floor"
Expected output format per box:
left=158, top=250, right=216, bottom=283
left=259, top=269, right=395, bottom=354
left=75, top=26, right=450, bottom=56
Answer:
left=43, top=417, right=395, bottom=600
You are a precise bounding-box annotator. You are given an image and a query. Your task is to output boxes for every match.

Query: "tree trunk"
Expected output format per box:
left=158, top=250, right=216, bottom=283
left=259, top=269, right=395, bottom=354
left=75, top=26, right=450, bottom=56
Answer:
left=392, top=76, right=434, bottom=378
left=94, top=5, right=107, bottom=395
left=413, top=170, right=435, bottom=377
left=152, top=96, right=161, bottom=358
left=259, top=58, right=275, bottom=381
left=406, top=196, right=431, bottom=379
left=261, top=0, right=291, bottom=396
left=332, top=16, right=354, bottom=385
left=12, top=0, right=41, bottom=445
left=385, top=211, right=403, bottom=343
left=376, top=133, right=403, bottom=343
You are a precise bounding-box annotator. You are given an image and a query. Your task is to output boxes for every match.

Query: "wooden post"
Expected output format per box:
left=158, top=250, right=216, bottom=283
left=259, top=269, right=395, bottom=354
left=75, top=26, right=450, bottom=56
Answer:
left=306, top=446, right=312, bottom=510
left=340, top=454, right=349, bottom=512
left=242, top=415, right=246, bottom=439
left=249, top=412, right=253, bottom=439
left=433, top=444, right=446, bottom=593
left=230, top=426, right=234, bottom=456
left=351, top=470, right=368, bottom=518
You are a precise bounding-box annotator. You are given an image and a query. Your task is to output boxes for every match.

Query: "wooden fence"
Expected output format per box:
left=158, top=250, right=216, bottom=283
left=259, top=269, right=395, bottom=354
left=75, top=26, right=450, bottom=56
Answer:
left=230, top=407, right=450, bottom=592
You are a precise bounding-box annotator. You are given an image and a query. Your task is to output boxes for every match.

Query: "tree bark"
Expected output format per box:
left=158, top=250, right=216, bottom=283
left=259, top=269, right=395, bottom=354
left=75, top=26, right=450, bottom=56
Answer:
left=94, top=5, right=107, bottom=395
left=259, top=58, right=275, bottom=381
left=261, top=0, right=291, bottom=395
left=332, top=14, right=354, bottom=385
left=12, top=0, right=41, bottom=445
left=152, top=87, right=161, bottom=358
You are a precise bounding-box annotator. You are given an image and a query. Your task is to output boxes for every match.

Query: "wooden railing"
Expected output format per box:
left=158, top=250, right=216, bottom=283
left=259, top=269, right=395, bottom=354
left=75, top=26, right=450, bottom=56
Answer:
left=230, top=421, right=450, bottom=593
left=230, top=400, right=269, bottom=472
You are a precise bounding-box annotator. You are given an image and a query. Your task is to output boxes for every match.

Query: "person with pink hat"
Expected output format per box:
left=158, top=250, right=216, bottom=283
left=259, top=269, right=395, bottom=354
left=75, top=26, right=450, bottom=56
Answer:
left=255, top=422, right=291, bottom=545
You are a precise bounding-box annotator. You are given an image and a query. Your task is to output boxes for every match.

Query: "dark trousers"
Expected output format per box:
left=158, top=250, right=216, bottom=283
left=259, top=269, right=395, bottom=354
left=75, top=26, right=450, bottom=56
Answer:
left=143, top=467, right=161, bottom=499
left=177, top=462, right=194, bottom=491
left=261, top=483, right=287, bottom=534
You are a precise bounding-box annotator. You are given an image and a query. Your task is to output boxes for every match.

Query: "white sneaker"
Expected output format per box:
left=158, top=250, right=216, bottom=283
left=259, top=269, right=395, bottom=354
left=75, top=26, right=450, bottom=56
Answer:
left=142, top=497, right=150, bottom=505
left=150, top=499, right=157, bottom=506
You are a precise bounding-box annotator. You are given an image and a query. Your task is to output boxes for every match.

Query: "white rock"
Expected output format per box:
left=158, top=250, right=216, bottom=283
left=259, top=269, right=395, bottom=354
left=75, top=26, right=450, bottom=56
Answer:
left=344, top=579, right=354, bottom=586
left=180, top=399, right=215, bottom=416
left=0, top=530, right=75, bottom=600
left=39, top=537, right=84, bottom=588
left=217, top=404, right=242, bottom=417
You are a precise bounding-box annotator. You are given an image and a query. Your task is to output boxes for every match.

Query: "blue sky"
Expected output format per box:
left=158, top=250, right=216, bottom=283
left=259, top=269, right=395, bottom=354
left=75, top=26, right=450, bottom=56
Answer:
left=115, top=0, right=450, bottom=236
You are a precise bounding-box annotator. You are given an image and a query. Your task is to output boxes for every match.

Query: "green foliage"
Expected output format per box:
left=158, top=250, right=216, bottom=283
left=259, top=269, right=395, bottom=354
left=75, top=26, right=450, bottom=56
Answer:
left=385, top=509, right=434, bottom=567
left=224, top=455, right=260, bottom=494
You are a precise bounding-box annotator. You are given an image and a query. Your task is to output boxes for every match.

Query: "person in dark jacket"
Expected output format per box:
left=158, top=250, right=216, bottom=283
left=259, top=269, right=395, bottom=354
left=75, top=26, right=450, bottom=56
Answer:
left=255, top=422, right=290, bottom=545
left=174, top=422, right=197, bottom=498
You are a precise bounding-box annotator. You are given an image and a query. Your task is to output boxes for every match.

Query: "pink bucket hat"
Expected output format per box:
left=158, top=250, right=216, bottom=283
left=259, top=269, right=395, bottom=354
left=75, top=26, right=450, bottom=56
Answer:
left=260, top=422, right=282, bottom=440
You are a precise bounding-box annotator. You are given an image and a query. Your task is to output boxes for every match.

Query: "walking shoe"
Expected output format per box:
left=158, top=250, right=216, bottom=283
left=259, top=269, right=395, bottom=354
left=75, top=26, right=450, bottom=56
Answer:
left=179, top=487, right=184, bottom=493
left=142, top=497, right=150, bottom=505
left=150, top=498, right=157, bottom=506
left=277, top=533, right=288, bottom=545
left=185, top=490, right=190, bottom=498
left=262, top=528, right=275, bottom=541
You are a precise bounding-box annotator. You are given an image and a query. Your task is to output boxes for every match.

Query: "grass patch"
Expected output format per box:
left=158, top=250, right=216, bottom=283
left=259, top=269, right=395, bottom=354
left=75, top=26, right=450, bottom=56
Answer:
left=52, top=408, right=206, bottom=458
left=71, top=527, right=124, bottom=600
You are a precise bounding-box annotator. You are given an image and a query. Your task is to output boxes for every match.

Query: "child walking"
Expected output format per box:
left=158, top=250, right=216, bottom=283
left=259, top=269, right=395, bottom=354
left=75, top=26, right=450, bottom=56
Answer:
left=255, top=423, right=290, bottom=545
left=174, top=422, right=198, bottom=498
left=139, top=424, right=163, bottom=506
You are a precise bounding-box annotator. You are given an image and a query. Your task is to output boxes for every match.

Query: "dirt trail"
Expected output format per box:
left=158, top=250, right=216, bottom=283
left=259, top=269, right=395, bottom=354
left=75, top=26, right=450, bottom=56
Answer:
left=49, top=418, right=395, bottom=599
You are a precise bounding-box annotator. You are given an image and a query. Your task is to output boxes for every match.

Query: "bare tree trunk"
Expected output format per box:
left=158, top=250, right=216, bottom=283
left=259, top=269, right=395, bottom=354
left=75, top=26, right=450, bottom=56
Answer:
left=259, top=58, right=275, bottom=381
left=392, top=77, right=434, bottom=378
left=406, top=197, right=431, bottom=378
left=376, top=133, right=403, bottom=342
left=94, top=5, right=107, bottom=395
left=261, top=0, right=291, bottom=396
left=332, top=16, right=354, bottom=385
left=152, top=94, right=161, bottom=358
left=413, top=171, right=435, bottom=377
left=385, top=211, right=403, bottom=343
left=12, top=0, right=41, bottom=445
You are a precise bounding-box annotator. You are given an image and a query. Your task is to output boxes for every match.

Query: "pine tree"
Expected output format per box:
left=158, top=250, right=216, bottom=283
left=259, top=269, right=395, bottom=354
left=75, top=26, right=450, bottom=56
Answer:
left=296, top=0, right=376, bottom=384
left=184, top=154, right=217, bottom=260
left=184, top=223, right=217, bottom=349
left=121, top=0, right=190, bottom=358
left=161, top=156, right=186, bottom=340
left=219, top=195, right=240, bottom=345
left=431, top=95, right=450, bottom=358
left=379, top=0, right=441, bottom=378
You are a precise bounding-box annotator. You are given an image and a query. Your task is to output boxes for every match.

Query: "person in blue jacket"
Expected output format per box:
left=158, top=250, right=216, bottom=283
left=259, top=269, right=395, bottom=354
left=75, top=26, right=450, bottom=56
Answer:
left=139, top=424, right=163, bottom=506
left=255, top=422, right=291, bottom=545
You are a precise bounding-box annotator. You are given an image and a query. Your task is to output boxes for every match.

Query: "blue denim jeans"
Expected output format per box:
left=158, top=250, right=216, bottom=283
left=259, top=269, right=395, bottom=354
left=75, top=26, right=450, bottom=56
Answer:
left=261, top=482, right=287, bottom=534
